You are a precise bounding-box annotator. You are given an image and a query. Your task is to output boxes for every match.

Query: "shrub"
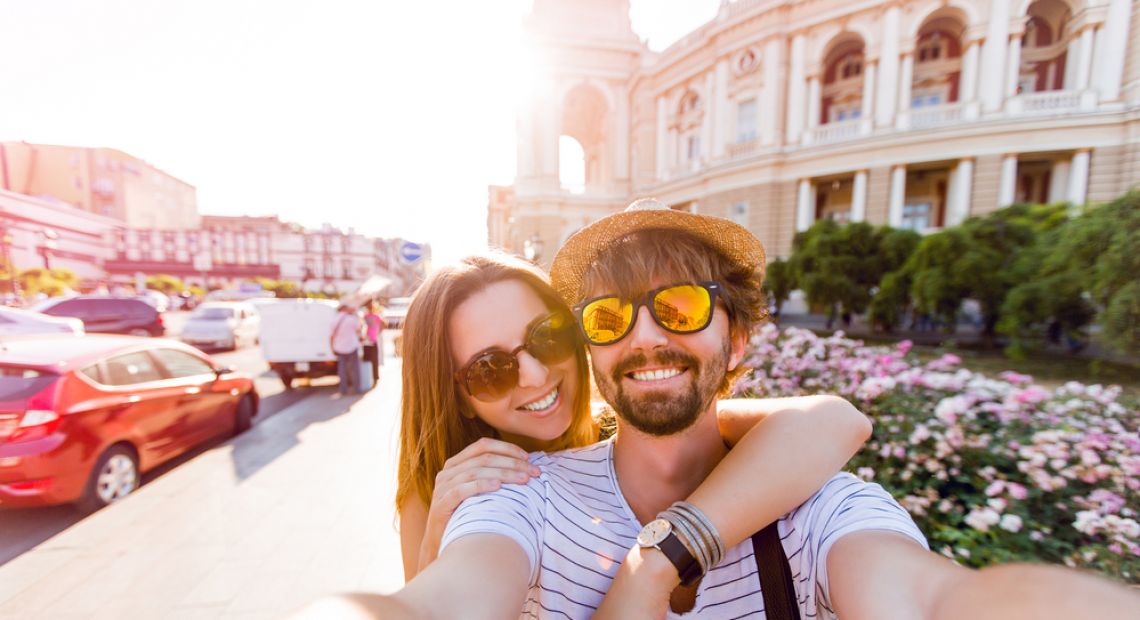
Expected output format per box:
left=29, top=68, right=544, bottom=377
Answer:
left=735, top=326, right=1140, bottom=582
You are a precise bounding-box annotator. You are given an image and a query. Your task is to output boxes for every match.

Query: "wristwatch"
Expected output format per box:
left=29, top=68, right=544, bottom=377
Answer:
left=636, top=517, right=701, bottom=586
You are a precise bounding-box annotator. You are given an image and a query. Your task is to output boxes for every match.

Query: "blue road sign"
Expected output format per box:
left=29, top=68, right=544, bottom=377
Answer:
left=399, top=241, right=423, bottom=264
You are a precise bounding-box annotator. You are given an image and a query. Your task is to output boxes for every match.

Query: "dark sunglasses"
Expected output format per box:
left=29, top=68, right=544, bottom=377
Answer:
left=454, top=311, right=578, bottom=402
left=573, top=281, right=723, bottom=346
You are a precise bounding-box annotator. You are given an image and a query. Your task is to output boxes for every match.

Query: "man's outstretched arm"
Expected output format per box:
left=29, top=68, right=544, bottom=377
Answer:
left=291, top=534, right=531, bottom=620
left=828, top=531, right=1140, bottom=620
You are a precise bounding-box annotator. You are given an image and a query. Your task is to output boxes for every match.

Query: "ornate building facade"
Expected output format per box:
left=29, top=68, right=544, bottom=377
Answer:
left=490, top=0, right=1140, bottom=266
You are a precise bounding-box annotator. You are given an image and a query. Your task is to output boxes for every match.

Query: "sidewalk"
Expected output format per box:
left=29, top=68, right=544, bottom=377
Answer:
left=0, top=364, right=405, bottom=619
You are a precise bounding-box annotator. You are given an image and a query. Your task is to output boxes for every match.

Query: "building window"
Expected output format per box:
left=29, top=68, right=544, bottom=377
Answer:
left=840, top=54, right=863, bottom=80
left=901, top=202, right=933, bottom=230
left=736, top=98, right=758, bottom=143
left=835, top=107, right=862, bottom=122
left=686, top=135, right=701, bottom=161
left=730, top=202, right=749, bottom=227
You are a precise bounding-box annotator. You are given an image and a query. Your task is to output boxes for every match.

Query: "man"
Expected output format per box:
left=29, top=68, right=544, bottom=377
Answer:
left=301, top=200, right=1140, bottom=618
left=329, top=303, right=362, bottom=396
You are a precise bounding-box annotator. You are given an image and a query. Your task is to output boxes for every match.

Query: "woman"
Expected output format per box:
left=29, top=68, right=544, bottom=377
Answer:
left=396, top=251, right=871, bottom=581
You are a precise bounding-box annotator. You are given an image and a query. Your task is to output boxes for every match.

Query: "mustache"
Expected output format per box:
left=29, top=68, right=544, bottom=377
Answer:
left=611, top=349, right=699, bottom=383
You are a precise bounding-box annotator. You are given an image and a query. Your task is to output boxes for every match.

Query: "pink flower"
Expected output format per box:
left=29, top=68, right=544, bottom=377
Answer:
left=1008, top=483, right=1029, bottom=501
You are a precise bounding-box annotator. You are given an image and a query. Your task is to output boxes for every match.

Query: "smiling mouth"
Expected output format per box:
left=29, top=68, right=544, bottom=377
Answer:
left=627, top=367, right=685, bottom=382
left=519, top=385, right=559, bottom=412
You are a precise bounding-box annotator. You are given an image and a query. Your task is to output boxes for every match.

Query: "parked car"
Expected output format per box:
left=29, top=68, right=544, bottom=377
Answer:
left=33, top=296, right=164, bottom=337
left=0, top=335, right=259, bottom=510
left=257, top=298, right=341, bottom=389
left=138, top=290, right=170, bottom=313
left=0, top=306, right=84, bottom=337
left=180, top=302, right=260, bottom=351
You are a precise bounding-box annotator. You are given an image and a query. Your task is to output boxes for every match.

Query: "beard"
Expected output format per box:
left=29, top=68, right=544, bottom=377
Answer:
left=594, top=343, right=730, bottom=437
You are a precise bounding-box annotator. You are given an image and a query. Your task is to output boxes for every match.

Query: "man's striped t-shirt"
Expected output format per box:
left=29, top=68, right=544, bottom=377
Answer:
left=440, top=439, right=927, bottom=619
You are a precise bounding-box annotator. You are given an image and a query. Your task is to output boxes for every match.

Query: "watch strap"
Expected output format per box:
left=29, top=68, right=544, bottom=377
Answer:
left=657, top=530, right=702, bottom=587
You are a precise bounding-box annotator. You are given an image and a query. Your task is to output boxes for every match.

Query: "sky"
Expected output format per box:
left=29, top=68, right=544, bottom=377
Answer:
left=0, top=0, right=719, bottom=266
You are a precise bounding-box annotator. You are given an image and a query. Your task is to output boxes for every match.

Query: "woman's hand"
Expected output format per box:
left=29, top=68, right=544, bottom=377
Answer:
left=416, top=437, right=541, bottom=574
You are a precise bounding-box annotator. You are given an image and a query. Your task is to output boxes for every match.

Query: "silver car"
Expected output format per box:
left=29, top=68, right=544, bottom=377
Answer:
left=0, top=306, right=84, bottom=337
left=179, top=302, right=260, bottom=351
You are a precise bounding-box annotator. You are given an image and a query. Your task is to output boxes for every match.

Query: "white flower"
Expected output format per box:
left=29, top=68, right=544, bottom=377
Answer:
left=856, top=467, right=875, bottom=481
left=1000, top=514, right=1023, bottom=533
left=965, top=507, right=1001, bottom=532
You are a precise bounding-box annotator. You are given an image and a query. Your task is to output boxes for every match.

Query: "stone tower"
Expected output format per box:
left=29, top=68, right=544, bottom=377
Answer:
left=488, top=0, right=643, bottom=269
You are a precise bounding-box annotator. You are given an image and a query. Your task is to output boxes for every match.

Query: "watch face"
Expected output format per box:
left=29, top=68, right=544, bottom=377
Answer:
left=637, top=518, right=673, bottom=546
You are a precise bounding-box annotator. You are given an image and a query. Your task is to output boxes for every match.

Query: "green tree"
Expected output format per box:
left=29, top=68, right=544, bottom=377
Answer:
left=789, top=219, right=918, bottom=327
left=762, top=259, right=794, bottom=316
left=1001, top=192, right=1140, bottom=356
left=17, top=267, right=78, bottom=298
left=146, top=274, right=185, bottom=295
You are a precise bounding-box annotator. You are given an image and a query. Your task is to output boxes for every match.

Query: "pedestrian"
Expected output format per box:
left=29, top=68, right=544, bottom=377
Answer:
left=329, top=303, right=362, bottom=396
left=298, top=198, right=1140, bottom=619
left=362, top=301, right=385, bottom=386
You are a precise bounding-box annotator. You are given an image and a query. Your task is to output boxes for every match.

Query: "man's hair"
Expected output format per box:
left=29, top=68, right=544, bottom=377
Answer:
left=578, top=228, right=767, bottom=394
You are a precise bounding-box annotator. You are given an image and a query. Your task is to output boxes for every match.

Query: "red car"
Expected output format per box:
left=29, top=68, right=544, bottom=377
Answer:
left=0, top=335, right=259, bottom=511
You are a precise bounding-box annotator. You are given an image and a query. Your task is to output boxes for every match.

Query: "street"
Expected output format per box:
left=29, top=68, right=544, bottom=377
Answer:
left=0, top=314, right=406, bottom=618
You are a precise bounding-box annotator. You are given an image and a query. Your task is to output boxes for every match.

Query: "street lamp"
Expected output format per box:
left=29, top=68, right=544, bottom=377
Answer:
left=37, top=227, right=59, bottom=270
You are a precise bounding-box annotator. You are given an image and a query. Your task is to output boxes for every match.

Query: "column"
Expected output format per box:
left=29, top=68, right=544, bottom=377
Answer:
left=876, top=5, right=901, bottom=128
left=762, top=37, right=781, bottom=146
left=860, top=60, right=877, bottom=134
left=980, top=0, right=1011, bottom=112
left=1067, top=149, right=1090, bottom=205
left=947, top=158, right=974, bottom=226
left=1048, top=159, right=1070, bottom=203
left=1095, top=0, right=1133, bottom=101
left=851, top=170, right=868, bottom=222
left=998, top=154, right=1018, bottom=207
left=516, top=88, right=536, bottom=181
left=961, top=40, right=980, bottom=103
left=786, top=34, right=806, bottom=144
left=1064, top=39, right=1079, bottom=89
left=806, top=75, right=821, bottom=129
left=541, top=83, right=561, bottom=187
left=796, top=179, right=815, bottom=231
left=614, top=85, right=630, bottom=182
left=961, top=40, right=981, bottom=118
left=713, top=59, right=729, bottom=158
left=701, top=72, right=715, bottom=163
left=656, top=96, right=667, bottom=180
left=896, top=51, right=914, bottom=129
left=1074, top=27, right=1094, bottom=90
left=1004, top=35, right=1022, bottom=99
left=888, top=165, right=906, bottom=227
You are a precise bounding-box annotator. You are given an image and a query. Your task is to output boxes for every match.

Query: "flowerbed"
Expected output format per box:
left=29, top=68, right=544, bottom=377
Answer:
left=734, top=325, right=1140, bottom=582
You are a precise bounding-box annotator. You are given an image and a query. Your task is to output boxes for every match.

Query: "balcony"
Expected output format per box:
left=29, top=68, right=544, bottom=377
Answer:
left=805, top=120, right=861, bottom=145
left=909, top=103, right=964, bottom=128
left=726, top=139, right=759, bottom=159
left=1007, top=90, right=1088, bottom=115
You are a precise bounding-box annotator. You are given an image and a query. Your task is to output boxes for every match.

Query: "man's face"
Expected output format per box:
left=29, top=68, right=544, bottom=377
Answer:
left=585, top=279, right=744, bottom=437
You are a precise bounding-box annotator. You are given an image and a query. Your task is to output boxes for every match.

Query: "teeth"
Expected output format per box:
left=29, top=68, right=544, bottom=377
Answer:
left=521, top=387, right=558, bottom=412
left=631, top=368, right=682, bottom=382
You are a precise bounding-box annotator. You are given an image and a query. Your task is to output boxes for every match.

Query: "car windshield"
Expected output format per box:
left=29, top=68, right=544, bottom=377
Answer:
left=192, top=307, right=235, bottom=321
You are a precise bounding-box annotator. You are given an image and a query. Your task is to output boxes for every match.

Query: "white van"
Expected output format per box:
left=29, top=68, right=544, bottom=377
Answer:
left=257, top=299, right=340, bottom=389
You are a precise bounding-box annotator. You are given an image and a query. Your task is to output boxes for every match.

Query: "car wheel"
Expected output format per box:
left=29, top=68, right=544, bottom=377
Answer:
left=233, top=395, right=254, bottom=436
left=78, top=445, right=139, bottom=513
left=128, top=328, right=150, bottom=337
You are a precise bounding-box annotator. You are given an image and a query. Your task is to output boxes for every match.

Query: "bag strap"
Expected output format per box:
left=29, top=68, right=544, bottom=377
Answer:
left=752, top=521, right=801, bottom=620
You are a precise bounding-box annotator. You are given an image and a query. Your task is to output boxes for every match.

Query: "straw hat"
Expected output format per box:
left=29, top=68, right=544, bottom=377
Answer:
left=550, top=198, right=766, bottom=304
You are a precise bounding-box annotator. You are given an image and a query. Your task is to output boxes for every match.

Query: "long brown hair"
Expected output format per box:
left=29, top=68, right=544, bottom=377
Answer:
left=396, top=252, right=597, bottom=511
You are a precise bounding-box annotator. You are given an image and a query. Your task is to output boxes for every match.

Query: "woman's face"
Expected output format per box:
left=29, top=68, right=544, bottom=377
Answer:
left=449, top=279, right=579, bottom=451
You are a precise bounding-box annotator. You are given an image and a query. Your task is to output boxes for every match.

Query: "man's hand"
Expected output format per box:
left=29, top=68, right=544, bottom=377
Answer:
left=593, top=545, right=679, bottom=619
